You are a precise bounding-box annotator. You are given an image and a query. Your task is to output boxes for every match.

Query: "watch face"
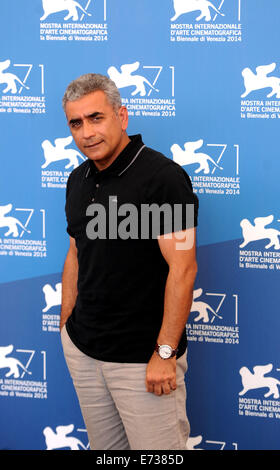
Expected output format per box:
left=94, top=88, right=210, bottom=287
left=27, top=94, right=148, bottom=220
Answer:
left=159, top=345, right=172, bottom=359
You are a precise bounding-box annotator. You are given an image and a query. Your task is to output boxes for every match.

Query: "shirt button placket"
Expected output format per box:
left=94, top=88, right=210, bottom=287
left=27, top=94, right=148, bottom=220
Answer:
left=92, top=179, right=100, bottom=202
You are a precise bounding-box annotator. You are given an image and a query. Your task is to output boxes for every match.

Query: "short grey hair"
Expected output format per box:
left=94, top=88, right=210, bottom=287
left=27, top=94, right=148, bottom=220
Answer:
left=62, top=73, right=122, bottom=111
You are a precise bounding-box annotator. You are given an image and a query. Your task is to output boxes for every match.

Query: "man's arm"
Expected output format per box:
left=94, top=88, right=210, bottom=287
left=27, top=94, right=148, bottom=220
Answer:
left=60, top=236, right=78, bottom=331
left=145, top=228, right=197, bottom=396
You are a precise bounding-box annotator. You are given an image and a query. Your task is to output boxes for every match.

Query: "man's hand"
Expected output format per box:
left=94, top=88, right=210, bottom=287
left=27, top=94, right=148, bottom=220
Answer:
left=145, top=352, right=177, bottom=396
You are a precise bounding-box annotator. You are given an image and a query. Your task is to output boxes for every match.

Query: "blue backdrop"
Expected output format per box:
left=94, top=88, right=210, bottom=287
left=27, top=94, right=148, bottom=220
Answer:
left=0, top=0, right=280, bottom=450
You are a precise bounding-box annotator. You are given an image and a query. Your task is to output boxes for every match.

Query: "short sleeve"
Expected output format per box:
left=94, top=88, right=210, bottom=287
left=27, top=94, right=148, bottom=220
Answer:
left=145, top=162, right=198, bottom=236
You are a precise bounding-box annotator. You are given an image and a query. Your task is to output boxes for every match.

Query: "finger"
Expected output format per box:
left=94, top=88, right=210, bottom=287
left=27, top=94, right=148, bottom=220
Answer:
left=153, top=383, right=163, bottom=396
left=162, top=382, right=172, bottom=395
left=170, top=378, right=177, bottom=391
left=145, top=379, right=154, bottom=393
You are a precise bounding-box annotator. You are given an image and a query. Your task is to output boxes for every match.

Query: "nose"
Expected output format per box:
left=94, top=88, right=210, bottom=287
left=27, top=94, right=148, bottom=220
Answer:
left=83, top=119, right=96, bottom=139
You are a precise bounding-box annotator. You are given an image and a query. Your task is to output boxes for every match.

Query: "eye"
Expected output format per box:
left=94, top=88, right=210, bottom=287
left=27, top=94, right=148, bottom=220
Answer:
left=70, top=120, right=81, bottom=129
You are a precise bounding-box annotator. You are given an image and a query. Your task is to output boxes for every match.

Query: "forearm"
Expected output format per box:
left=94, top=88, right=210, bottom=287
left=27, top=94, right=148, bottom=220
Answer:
left=60, top=249, right=78, bottom=330
left=146, top=229, right=197, bottom=396
left=156, top=265, right=197, bottom=349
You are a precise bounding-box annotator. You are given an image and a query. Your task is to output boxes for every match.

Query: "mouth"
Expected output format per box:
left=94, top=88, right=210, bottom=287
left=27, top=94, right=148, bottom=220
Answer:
left=84, top=140, right=103, bottom=149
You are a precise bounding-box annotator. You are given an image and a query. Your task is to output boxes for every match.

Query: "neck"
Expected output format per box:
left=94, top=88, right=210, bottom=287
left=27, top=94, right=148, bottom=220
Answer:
left=94, top=133, right=131, bottom=171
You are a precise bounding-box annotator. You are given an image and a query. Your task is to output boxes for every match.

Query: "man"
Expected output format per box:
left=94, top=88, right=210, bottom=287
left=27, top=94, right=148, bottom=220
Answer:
left=60, top=73, right=198, bottom=450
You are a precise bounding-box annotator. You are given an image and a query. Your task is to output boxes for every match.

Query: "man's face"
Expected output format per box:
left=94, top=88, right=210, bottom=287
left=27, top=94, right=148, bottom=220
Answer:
left=65, top=90, right=129, bottom=168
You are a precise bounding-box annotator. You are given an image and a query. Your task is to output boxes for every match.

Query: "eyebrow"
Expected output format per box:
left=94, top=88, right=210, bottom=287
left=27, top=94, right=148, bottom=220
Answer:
left=68, top=111, right=104, bottom=125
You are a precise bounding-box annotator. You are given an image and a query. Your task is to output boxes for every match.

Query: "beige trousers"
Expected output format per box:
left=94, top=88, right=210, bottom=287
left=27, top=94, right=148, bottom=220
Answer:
left=61, top=325, right=190, bottom=450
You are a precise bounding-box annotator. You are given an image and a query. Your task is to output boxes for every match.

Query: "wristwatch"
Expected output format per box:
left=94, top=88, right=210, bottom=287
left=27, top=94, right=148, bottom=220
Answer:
left=155, top=343, right=178, bottom=359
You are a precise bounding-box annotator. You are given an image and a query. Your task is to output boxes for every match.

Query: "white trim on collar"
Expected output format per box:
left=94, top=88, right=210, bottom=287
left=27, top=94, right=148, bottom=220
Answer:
left=117, top=144, right=146, bottom=176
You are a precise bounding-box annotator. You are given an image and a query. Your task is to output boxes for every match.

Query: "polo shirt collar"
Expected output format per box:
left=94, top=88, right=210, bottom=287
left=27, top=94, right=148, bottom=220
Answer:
left=86, top=134, right=144, bottom=179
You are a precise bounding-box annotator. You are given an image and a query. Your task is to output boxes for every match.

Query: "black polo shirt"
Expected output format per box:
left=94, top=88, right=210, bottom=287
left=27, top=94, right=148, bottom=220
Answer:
left=65, top=134, right=198, bottom=363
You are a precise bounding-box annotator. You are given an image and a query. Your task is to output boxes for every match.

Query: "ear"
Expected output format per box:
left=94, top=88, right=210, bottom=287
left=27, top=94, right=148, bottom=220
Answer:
left=118, top=106, right=129, bottom=131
